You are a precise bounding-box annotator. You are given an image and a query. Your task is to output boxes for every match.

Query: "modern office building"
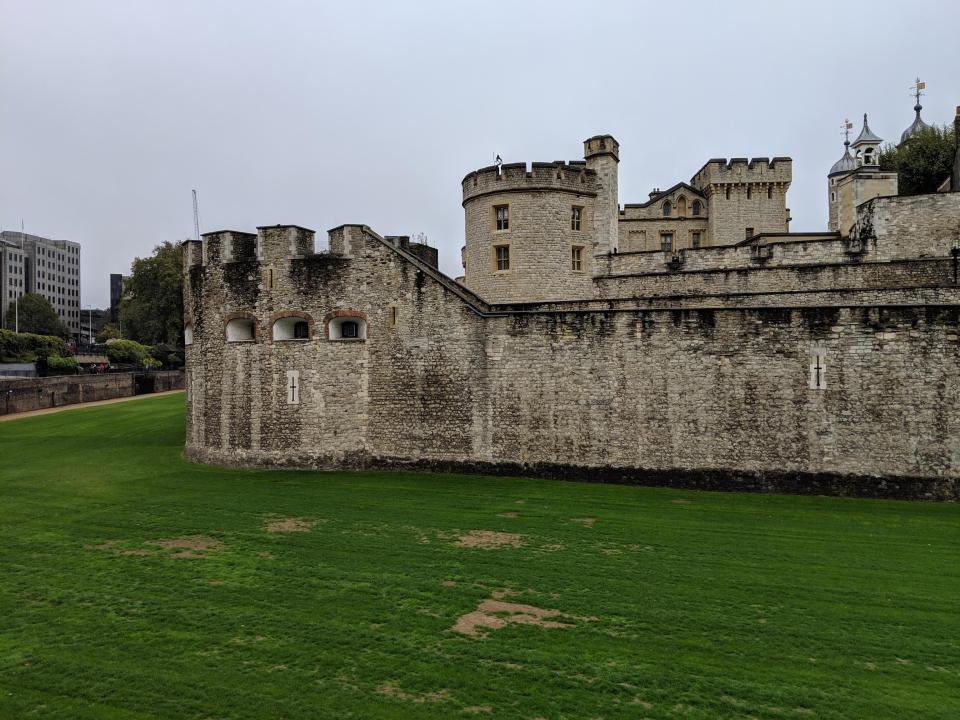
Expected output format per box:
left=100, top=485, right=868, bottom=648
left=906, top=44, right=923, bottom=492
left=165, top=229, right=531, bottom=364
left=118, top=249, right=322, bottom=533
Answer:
left=0, top=231, right=82, bottom=338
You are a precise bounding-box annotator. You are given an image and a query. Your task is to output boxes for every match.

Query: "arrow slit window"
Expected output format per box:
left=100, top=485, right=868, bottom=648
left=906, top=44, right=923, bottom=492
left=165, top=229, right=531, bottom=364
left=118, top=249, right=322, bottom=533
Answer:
left=286, top=370, right=300, bottom=405
left=808, top=348, right=826, bottom=390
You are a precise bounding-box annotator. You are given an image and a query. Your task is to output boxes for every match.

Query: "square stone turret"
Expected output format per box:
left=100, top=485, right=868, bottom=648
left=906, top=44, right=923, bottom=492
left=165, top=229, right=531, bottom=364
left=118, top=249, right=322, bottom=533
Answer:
left=584, top=135, right=620, bottom=255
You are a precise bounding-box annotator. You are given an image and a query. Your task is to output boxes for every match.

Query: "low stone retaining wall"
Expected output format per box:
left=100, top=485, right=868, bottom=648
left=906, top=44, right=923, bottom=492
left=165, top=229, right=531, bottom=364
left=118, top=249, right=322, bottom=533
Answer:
left=0, top=371, right=184, bottom=416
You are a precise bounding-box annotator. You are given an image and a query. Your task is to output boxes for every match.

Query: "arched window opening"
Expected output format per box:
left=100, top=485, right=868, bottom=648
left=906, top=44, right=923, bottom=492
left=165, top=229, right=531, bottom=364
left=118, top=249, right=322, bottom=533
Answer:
left=226, top=318, right=255, bottom=342
left=767, top=185, right=773, bottom=199
left=725, top=187, right=731, bottom=200
left=328, top=316, right=367, bottom=341
left=747, top=186, right=752, bottom=199
left=676, top=196, right=687, bottom=217
left=662, top=201, right=671, bottom=217
left=184, top=324, right=194, bottom=346
left=272, top=315, right=312, bottom=341
left=691, top=200, right=702, bottom=217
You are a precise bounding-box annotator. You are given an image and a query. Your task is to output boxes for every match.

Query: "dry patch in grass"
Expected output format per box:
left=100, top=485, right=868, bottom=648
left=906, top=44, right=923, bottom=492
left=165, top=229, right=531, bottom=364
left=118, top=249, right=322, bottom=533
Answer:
left=263, top=516, right=324, bottom=533
left=147, top=535, right=226, bottom=559
left=463, top=706, right=493, bottom=714
left=671, top=499, right=692, bottom=504
left=452, top=589, right=573, bottom=637
left=377, top=681, right=450, bottom=704
left=90, top=536, right=225, bottom=559
left=496, top=512, right=518, bottom=519
left=571, top=517, right=595, bottom=527
left=455, top=530, right=524, bottom=550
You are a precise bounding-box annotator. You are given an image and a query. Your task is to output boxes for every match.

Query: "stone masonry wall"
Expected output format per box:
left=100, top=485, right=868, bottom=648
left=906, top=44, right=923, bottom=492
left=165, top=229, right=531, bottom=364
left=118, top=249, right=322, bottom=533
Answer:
left=184, top=225, right=960, bottom=498
left=0, top=371, right=183, bottom=416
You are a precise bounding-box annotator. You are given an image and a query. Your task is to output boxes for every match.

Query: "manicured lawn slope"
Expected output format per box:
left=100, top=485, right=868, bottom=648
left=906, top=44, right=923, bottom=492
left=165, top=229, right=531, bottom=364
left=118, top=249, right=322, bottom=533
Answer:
left=0, top=394, right=958, bottom=719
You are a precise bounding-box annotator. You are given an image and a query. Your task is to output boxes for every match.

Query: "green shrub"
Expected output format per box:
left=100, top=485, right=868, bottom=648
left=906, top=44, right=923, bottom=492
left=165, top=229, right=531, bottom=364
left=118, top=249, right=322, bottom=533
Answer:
left=46, top=355, right=79, bottom=374
left=105, top=338, right=157, bottom=367
left=0, top=329, right=71, bottom=363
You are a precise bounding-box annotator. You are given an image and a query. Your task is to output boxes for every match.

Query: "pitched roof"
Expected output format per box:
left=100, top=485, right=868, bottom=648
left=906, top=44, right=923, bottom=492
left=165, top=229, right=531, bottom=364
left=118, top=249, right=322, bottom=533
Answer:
left=622, top=182, right=705, bottom=209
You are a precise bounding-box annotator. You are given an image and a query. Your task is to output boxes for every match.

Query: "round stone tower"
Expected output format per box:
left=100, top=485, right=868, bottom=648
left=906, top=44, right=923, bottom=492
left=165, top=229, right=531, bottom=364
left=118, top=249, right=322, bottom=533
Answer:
left=460, top=136, right=617, bottom=304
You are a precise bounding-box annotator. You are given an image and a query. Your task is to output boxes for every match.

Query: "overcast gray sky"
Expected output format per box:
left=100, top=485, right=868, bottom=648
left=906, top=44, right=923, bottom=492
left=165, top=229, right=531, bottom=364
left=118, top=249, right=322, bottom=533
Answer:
left=2, top=0, right=958, bottom=307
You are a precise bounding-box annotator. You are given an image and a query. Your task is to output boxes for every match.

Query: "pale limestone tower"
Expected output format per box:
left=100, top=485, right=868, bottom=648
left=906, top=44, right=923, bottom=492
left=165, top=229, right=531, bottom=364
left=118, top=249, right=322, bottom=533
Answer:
left=827, top=123, right=857, bottom=232
left=834, top=114, right=898, bottom=235
left=583, top=135, right=619, bottom=255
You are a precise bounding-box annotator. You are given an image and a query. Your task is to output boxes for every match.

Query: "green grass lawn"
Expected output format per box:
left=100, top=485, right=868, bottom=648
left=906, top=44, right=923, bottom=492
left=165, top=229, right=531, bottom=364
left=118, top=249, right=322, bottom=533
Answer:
left=1, top=393, right=958, bottom=719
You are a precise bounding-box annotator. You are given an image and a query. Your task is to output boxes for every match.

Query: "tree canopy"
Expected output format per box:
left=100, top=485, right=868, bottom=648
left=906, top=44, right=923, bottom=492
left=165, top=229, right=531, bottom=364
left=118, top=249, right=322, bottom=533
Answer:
left=96, top=322, right=122, bottom=343
left=119, top=241, right=184, bottom=347
left=4, top=293, right=68, bottom=338
left=879, top=124, right=957, bottom=196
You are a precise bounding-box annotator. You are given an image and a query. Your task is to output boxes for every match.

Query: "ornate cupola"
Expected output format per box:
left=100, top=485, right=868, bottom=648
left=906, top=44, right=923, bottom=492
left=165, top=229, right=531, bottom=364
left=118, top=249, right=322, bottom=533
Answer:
left=900, top=77, right=932, bottom=142
left=851, top=113, right=883, bottom=168
left=829, top=132, right=857, bottom=177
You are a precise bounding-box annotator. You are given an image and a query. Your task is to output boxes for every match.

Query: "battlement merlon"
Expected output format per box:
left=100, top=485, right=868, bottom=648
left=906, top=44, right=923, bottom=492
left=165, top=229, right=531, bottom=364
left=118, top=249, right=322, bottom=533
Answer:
left=462, top=161, right=599, bottom=205
left=181, top=239, right=202, bottom=271
left=255, top=225, right=316, bottom=263
left=197, top=230, right=258, bottom=266
left=691, top=157, right=793, bottom=190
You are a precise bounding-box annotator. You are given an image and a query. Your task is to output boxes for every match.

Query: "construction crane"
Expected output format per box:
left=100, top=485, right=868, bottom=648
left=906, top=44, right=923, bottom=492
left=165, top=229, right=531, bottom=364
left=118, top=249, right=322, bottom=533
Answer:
left=192, top=189, right=201, bottom=241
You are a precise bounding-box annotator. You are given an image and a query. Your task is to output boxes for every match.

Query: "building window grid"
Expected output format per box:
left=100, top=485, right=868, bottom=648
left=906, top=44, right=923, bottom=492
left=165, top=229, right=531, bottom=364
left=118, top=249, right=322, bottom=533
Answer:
left=494, top=205, right=509, bottom=231
left=571, top=206, right=583, bottom=231
left=571, top=245, right=584, bottom=271
left=494, top=244, right=510, bottom=272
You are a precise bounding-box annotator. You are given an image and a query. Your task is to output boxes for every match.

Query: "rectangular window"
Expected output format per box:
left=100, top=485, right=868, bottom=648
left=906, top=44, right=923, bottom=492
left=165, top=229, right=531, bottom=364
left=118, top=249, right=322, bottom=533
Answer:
left=691, top=231, right=702, bottom=249
left=745, top=227, right=754, bottom=239
left=286, top=370, right=300, bottom=405
left=571, top=245, right=583, bottom=271
left=660, top=232, right=673, bottom=253
left=494, top=244, right=510, bottom=271
left=389, top=305, right=398, bottom=327
left=571, top=206, right=583, bottom=231
left=494, top=204, right=509, bottom=231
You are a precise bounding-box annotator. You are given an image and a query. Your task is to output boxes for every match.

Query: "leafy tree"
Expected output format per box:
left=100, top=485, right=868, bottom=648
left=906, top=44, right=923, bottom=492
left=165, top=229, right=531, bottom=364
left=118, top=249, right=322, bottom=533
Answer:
left=96, top=322, right=122, bottom=343
left=151, top=342, right=184, bottom=369
left=879, top=124, right=958, bottom=196
left=4, top=293, right=68, bottom=338
left=119, top=241, right=185, bottom=347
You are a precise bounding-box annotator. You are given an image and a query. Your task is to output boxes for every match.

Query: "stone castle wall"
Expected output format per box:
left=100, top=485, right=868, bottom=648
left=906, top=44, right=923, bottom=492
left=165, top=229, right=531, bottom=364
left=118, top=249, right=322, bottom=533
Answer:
left=184, top=221, right=960, bottom=498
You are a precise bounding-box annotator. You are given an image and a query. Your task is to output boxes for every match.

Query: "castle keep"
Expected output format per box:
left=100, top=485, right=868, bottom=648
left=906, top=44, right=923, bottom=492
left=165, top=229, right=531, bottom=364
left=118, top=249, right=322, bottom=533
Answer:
left=183, top=109, right=960, bottom=499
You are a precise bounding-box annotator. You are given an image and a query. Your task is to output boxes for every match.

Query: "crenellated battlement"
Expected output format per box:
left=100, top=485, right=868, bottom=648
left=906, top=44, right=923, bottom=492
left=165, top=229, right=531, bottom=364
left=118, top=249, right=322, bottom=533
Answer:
left=462, top=160, right=598, bottom=204
left=691, top=157, right=792, bottom=190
